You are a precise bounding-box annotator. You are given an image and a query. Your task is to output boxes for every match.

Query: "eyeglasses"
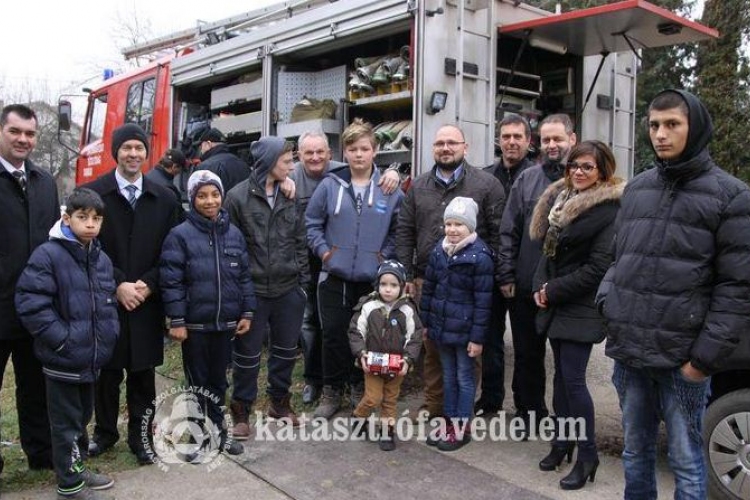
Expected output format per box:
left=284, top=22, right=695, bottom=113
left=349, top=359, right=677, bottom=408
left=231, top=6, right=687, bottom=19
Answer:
left=433, top=140, right=465, bottom=149
left=566, top=161, right=598, bottom=173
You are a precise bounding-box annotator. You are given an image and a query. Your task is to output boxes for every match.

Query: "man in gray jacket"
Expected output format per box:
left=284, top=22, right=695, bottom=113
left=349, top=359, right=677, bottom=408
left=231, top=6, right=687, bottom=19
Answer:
left=497, top=114, right=576, bottom=437
left=395, top=124, right=505, bottom=419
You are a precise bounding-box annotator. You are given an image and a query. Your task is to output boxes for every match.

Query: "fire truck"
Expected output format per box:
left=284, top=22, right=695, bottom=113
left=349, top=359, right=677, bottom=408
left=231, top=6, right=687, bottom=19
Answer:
left=58, top=2, right=750, bottom=498
left=60, top=0, right=717, bottom=183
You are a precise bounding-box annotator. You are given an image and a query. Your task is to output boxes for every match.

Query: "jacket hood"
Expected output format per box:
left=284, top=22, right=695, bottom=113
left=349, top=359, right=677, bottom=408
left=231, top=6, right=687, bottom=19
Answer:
left=251, top=136, right=286, bottom=188
left=186, top=207, right=231, bottom=235
left=327, top=165, right=381, bottom=215
left=651, top=89, right=713, bottom=165
left=529, top=177, right=625, bottom=241
left=49, top=219, right=81, bottom=244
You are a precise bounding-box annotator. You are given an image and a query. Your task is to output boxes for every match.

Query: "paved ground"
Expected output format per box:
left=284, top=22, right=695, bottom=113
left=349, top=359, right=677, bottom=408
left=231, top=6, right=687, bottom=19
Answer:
left=2, top=343, right=689, bottom=500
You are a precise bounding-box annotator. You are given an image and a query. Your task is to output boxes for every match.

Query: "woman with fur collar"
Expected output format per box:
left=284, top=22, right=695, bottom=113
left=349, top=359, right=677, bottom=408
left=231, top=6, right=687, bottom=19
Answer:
left=529, top=140, right=624, bottom=491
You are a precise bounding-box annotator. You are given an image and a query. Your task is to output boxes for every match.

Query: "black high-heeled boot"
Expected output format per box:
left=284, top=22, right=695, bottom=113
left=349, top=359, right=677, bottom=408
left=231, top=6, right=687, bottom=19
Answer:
left=539, top=444, right=574, bottom=471
left=559, top=459, right=599, bottom=490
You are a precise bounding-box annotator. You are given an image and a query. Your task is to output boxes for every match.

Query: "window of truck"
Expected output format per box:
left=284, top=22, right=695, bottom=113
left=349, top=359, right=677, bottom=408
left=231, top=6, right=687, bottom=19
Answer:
left=86, top=94, right=108, bottom=145
left=126, top=78, right=156, bottom=132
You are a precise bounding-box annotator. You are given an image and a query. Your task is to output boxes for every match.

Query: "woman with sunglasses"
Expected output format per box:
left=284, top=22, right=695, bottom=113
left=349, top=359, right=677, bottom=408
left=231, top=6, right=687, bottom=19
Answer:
left=528, top=140, right=625, bottom=490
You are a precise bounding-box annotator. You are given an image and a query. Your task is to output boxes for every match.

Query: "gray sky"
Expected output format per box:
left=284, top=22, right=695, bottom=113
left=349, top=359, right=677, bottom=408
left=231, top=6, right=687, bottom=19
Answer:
left=2, top=0, right=278, bottom=99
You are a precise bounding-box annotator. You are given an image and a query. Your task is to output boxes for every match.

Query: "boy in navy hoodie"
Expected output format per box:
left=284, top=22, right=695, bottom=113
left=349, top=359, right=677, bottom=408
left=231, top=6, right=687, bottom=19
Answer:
left=16, top=187, right=119, bottom=500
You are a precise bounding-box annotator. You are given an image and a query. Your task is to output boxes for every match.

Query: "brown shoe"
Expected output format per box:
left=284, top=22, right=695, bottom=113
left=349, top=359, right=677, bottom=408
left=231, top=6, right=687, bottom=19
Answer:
left=230, top=400, right=252, bottom=440
left=268, top=394, right=301, bottom=427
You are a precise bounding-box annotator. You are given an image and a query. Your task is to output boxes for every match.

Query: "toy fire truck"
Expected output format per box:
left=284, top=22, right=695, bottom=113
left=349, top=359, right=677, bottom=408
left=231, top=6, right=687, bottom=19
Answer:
left=366, top=352, right=403, bottom=376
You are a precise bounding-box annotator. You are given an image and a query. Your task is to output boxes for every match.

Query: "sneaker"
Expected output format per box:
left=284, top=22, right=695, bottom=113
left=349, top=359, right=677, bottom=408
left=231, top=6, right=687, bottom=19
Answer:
left=57, top=487, right=114, bottom=500
left=82, top=469, right=114, bottom=490
left=437, top=423, right=471, bottom=452
left=268, top=394, right=301, bottom=427
left=230, top=400, right=252, bottom=440
left=302, top=384, right=321, bottom=405
left=222, top=440, right=244, bottom=456
left=313, top=386, right=343, bottom=420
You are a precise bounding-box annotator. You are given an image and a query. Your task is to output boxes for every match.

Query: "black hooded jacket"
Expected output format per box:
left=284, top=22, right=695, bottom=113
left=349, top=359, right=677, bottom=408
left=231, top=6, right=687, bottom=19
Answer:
left=598, top=89, right=750, bottom=375
left=196, top=143, right=251, bottom=193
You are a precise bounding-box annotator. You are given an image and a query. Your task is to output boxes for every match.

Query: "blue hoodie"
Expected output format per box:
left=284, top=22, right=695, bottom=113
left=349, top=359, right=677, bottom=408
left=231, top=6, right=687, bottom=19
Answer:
left=305, top=166, right=403, bottom=282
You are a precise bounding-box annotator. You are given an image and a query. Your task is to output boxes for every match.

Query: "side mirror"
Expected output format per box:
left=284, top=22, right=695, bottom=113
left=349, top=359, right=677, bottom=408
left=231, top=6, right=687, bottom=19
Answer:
left=58, top=100, right=72, bottom=132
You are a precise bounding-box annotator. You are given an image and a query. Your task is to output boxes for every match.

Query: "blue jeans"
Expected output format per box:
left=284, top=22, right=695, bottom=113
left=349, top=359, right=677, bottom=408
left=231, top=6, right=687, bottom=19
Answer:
left=438, top=344, right=475, bottom=420
left=612, top=360, right=710, bottom=500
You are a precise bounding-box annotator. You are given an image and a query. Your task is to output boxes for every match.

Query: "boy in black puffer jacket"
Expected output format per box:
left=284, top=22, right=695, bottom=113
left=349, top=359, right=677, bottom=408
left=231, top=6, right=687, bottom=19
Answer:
left=16, top=187, right=119, bottom=500
left=348, top=260, right=423, bottom=451
left=160, top=170, right=256, bottom=458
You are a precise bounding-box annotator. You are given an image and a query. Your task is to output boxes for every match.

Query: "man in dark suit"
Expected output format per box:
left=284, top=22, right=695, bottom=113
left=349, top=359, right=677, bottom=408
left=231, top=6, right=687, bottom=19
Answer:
left=0, top=104, right=57, bottom=474
left=84, top=123, right=181, bottom=465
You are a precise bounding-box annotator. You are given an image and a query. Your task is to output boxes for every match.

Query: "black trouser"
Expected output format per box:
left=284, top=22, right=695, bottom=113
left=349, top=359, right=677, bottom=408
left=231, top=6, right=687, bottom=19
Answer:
left=46, top=377, right=93, bottom=493
left=301, top=253, right=323, bottom=387
left=479, top=288, right=506, bottom=407
left=93, top=367, right=155, bottom=453
left=182, top=330, right=233, bottom=429
left=508, top=296, right=548, bottom=417
left=0, top=337, right=53, bottom=467
left=233, top=288, right=306, bottom=402
left=318, top=274, right=372, bottom=389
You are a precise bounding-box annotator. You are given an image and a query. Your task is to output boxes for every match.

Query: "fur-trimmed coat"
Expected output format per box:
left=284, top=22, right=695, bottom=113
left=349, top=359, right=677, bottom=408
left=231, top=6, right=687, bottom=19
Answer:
left=530, top=178, right=624, bottom=343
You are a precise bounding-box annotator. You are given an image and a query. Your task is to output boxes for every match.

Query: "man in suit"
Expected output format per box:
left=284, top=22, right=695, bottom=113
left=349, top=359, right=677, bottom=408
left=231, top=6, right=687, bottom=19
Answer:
left=84, top=123, right=181, bottom=465
left=0, top=103, right=57, bottom=474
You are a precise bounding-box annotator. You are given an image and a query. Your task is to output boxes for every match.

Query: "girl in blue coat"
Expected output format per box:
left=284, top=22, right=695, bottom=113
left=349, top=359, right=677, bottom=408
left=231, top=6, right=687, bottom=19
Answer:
left=420, top=197, right=494, bottom=452
left=160, top=170, right=256, bottom=457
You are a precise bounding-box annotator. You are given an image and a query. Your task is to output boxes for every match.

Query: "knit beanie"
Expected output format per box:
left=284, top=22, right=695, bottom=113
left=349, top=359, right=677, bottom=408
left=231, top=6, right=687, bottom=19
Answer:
left=250, top=136, right=287, bottom=186
left=111, top=123, right=149, bottom=160
left=377, top=260, right=407, bottom=286
left=187, top=169, right=224, bottom=206
left=444, top=196, right=478, bottom=232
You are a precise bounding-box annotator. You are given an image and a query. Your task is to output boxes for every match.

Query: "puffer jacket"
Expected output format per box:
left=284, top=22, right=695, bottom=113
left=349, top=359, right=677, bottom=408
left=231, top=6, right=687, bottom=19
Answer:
left=530, top=179, right=624, bottom=343
left=306, top=166, right=402, bottom=283
left=598, top=89, right=750, bottom=375
left=497, top=161, right=566, bottom=295
left=396, top=163, right=505, bottom=281
left=420, top=236, right=494, bottom=346
left=160, top=208, right=256, bottom=331
left=15, top=220, right=119, bottom=383
left=348, top=292, right=423, bottom=365
left=225, top=172, right=309, bottom=297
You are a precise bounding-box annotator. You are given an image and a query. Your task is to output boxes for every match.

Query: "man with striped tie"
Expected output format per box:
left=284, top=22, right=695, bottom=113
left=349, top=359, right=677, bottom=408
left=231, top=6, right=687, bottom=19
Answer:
left=84, top=123, right=181, bottom=465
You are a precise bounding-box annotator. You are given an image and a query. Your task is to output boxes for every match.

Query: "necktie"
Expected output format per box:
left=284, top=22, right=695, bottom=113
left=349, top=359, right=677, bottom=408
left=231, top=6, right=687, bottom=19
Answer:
left=12, top=170, right=26, bottom=193
left=125, top=184, right=138, bottom=207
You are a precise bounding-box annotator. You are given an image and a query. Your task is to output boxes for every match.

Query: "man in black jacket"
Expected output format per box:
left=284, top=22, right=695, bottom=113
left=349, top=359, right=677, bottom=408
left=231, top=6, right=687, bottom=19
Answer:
left=478, top=114, right=535, bottom=414
left=598, top=90, right=750, bottom=499
left=145, top=148, right=185, bottom=204
left=84, top=123, right=181, bottom=465
left=497, top=113, right=576, bottom=437
left=194, top=128, right=251, bottom=193
left=0, top=104, right=56, bottom=474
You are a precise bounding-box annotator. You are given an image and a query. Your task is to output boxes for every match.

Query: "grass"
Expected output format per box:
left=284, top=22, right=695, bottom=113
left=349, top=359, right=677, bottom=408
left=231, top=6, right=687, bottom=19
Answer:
left=0, top=339, right=308, bottom=493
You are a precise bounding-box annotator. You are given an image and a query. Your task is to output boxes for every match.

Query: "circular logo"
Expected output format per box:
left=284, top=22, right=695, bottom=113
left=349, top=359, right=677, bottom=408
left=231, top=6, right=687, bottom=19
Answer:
left=145, top=385, right=230, bottom=469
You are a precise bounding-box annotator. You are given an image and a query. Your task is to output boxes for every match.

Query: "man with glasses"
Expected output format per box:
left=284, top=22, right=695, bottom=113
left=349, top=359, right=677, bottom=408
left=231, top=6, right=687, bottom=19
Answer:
left=497, top=113, right=576, bottom=439
left=395, top=124, right=505, bottom=421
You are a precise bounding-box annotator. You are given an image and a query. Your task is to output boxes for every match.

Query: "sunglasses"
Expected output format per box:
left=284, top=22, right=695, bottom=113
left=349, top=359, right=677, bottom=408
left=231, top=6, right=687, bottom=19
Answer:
left=566, top=161, right=598, bottom=173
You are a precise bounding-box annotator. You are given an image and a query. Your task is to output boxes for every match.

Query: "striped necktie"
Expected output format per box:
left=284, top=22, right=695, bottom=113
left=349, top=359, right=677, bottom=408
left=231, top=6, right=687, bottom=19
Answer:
left=125, top=184, right=138, bottom=207
left=12, top=170, right=26, bottom=193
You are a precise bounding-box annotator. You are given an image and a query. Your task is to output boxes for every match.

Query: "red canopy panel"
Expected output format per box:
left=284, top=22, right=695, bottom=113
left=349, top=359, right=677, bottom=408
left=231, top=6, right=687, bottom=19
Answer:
left=498, top=0, right=719, bottom=56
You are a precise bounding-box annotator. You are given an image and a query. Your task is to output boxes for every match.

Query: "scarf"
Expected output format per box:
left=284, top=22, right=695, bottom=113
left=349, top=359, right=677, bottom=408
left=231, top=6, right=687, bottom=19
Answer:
left=442, top=232, right=477, bottom=257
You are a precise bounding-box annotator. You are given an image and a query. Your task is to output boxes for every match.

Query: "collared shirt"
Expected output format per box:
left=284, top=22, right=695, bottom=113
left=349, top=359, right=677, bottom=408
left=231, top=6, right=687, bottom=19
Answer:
left=435, top=164, right=464, bottom=186
left=0, top=155, right=25, bottom=176
left=115, top=170, right=143, bottom=203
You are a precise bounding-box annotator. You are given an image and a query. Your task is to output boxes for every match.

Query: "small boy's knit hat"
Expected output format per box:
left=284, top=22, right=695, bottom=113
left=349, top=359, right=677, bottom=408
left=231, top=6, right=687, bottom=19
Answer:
left=377, top=260, right=407, bottom=286
left=187, top=169, right=224, bottom=206
left=444, top=196, right=478, bottom=232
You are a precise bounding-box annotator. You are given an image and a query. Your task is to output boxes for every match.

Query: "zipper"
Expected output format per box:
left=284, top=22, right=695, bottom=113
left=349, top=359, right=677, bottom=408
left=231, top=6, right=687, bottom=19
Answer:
left=212, top=227, right=222, bottom=329
left=89, top=250, right=98, bottom=377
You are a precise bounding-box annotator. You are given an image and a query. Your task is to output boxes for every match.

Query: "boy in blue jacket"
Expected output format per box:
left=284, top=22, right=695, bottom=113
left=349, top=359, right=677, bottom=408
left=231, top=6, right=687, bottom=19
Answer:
left=420, top=197, right=494, bottom=452
left=160, top=170, right=256, bottom=458
left=15, top=187, right=119, bottom=500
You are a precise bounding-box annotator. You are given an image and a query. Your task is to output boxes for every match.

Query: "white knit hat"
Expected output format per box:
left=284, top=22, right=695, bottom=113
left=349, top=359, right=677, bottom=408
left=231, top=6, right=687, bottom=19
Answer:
left=187, top=169, right=224, bottom=205
left=444, top=196, right=478, bottom=232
